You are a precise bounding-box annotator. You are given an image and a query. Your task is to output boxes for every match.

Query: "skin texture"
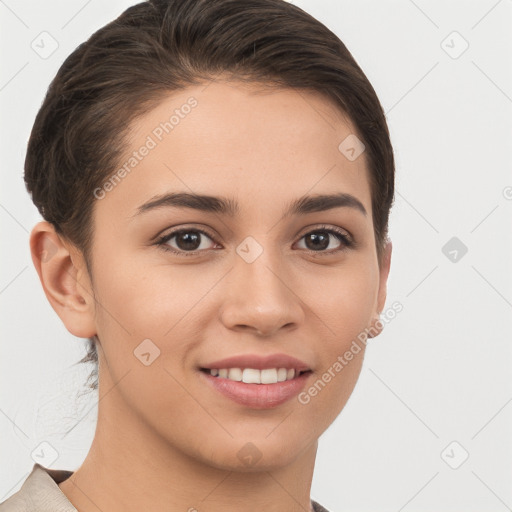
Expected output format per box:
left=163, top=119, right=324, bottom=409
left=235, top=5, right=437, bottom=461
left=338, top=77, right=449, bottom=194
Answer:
left=30, top=79, right=392, bottom=512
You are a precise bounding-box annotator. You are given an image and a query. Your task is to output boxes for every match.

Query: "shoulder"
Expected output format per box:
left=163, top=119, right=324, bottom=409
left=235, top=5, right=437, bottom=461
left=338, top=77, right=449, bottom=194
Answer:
left=0, top=464, right=76, bottom=512
left=1, top=466, right=330, bottom=512
left=312, top=499, right=332, bottom=512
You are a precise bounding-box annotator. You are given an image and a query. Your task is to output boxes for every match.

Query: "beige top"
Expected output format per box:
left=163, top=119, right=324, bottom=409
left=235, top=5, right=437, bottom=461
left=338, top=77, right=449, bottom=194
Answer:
left=0, top=463, right=331, bottom=512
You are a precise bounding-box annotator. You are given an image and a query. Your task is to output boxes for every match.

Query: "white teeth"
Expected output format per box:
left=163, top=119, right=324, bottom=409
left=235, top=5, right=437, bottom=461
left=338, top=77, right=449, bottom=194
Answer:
left=228, top=368, right=243, bottom=381
left=261, top=368, right=278, bottom=384
left=242, top=368, right=261, bottom=384
left=208, top=367, right=302, bottom=384
left=277, top=368, right=288, bottom=382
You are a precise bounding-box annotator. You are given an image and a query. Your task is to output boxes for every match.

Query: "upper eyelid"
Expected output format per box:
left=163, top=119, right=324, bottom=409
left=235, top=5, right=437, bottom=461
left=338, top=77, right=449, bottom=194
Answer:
left=160, top=226, right=217, bottom=241
left=159, top=224, right=351, bottom=240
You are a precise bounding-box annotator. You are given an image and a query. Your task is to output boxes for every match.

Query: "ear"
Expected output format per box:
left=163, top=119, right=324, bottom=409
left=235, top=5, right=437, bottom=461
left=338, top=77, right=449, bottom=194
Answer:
left=30, top=221, right=97, bottom=338
left=367, top=239, right=392, bottom=339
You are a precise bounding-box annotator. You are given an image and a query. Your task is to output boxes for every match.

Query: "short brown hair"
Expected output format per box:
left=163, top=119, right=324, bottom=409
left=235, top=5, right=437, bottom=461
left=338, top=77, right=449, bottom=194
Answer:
left=25, top=0, right=395, bottom=391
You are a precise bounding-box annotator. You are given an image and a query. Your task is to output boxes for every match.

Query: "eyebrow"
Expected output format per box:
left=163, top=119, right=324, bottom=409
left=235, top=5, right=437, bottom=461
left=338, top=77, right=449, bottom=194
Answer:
left=133, top=191, right=367, bottom=218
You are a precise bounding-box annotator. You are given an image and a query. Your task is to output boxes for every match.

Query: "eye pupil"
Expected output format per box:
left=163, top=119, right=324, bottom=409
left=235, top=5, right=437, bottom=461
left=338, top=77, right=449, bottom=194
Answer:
left=176, top=231, right=201, bottom=251
left=305, top=231, right=330, bottom=251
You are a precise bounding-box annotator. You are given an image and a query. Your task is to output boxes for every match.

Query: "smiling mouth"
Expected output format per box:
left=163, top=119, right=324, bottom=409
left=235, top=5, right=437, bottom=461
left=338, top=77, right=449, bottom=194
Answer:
left=200, top=367, right=312, bottom=384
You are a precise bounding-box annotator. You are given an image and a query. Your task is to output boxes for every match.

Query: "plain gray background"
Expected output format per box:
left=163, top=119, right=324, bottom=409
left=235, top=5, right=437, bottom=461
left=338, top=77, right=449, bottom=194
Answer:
left=1, top=0, right=511, bottom=510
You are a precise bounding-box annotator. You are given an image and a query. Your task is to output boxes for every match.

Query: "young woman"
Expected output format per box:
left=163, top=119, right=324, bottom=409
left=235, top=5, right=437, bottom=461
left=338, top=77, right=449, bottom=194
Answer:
left=0, top=0, right=394, bottom=510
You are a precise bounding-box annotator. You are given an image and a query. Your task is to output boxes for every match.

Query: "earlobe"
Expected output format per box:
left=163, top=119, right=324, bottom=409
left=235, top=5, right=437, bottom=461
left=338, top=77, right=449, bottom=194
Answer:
left=30, top=221, right=97, bottom=338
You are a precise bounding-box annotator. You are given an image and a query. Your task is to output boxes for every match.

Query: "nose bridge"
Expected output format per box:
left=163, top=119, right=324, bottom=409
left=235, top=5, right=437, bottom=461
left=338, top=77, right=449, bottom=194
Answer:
left=220, top=238, right=303, bottom=335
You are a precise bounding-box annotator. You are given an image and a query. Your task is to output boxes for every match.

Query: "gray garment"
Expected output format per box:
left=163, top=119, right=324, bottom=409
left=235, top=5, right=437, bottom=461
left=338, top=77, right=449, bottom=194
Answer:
left=0, top=464, right=331, bottom=512
left=0, top=464, right=76, bottom=512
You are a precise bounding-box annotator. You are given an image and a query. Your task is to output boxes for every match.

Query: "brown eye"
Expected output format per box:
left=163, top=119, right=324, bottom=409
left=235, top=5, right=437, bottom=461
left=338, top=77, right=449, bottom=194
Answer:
left=303, top=231, right=331, bottom=251
left=173, top=231, right=202, bottom=251
left=296, top=227, right=353, bottom=254
left=156, top=228, right=218, bottom=256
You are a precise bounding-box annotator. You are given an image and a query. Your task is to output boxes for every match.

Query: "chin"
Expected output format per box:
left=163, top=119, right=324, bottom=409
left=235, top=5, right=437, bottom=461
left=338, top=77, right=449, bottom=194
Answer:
left=194, top=436, right=314, bottom=473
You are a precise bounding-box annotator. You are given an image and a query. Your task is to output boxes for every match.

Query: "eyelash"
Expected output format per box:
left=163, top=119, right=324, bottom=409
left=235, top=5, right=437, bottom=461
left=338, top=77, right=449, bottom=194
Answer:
left=154, top=225, right=354, bottom=257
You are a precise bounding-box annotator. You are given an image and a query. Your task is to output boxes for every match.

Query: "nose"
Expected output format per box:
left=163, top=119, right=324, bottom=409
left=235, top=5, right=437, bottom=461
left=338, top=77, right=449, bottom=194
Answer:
left=219, top=249, right=304, bottom=337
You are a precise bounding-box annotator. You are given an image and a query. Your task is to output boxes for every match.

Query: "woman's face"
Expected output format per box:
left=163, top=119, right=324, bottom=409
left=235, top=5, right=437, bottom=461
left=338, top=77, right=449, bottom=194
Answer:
left=72, top=80, right=391, bottom=470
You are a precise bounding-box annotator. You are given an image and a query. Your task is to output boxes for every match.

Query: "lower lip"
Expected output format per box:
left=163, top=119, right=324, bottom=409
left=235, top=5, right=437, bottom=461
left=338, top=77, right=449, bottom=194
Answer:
left=199, top=370, right=312, bottom=409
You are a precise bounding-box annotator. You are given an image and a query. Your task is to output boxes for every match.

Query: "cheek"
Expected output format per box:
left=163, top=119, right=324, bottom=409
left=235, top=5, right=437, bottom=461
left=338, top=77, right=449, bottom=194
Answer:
left=93, top=253, right=205, bottom=337
left=90, top=253, right=223, bottom=387
left=305, top=256, right=378, bottom=337
left=298, top=260, right=376, bottom=414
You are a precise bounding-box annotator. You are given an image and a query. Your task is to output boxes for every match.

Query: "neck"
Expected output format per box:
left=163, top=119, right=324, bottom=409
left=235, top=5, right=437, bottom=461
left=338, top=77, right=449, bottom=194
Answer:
left=58, top=362, right=318, bottom=512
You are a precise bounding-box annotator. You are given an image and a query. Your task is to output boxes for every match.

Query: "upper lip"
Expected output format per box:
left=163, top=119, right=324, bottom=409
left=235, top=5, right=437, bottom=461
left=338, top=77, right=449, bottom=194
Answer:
left=201, top=353, right=311, bottom=372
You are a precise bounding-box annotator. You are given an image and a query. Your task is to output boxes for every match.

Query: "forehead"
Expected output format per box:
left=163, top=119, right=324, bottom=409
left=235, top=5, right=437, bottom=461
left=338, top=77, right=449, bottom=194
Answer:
left=94, top=80, right=372, bottom=223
